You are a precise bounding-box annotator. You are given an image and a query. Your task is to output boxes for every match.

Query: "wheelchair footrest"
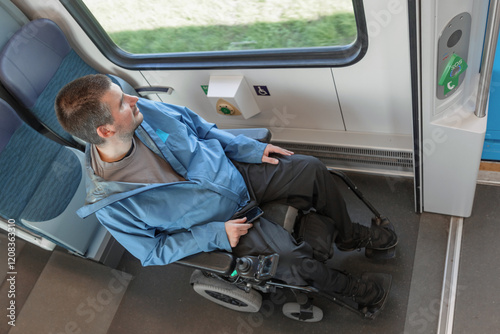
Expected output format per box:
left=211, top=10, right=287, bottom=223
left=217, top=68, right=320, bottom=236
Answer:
left=365, top=216, right=397, bottom=260
left=323, top=272, right=392, bottom=320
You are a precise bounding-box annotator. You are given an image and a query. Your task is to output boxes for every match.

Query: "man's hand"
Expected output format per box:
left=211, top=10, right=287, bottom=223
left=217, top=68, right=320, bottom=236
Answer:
left=261, top=144, right=294, bottom=165
left=225, top=217, right=253, bottom=248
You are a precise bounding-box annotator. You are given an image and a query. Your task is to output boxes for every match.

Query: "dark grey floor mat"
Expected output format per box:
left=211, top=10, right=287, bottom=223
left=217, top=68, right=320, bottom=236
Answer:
left=8, top=251, right=132, bottom=334
left=453, top=184, right=500, bottom=334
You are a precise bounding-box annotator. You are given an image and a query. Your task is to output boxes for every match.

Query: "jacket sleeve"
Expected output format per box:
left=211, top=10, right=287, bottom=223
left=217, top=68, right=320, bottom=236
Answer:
left=96, top=202, right=232, bottom=266
left=179, top=106, right=267, bottom=163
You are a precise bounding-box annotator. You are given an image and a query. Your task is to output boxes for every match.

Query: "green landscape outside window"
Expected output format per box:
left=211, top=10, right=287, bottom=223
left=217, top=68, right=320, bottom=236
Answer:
left=82, top=0, right=357, bottom=54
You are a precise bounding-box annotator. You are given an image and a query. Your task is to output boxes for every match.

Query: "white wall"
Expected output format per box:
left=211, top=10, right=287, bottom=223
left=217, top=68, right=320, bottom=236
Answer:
left=333, top=0, right=413, bottom=135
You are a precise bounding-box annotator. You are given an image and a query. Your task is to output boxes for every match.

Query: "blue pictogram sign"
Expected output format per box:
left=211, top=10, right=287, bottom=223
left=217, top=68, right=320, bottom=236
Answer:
left=254, top=85, right=270, bottom=96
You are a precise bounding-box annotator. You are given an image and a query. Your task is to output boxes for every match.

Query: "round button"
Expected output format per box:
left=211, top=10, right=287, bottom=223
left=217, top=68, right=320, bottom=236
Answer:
left=451, top=65, right=461, bottom=77
left=447, top=30, right=462, bottom=48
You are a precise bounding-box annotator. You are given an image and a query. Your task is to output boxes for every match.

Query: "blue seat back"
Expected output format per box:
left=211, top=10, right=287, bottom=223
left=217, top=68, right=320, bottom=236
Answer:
left=0, top=18, right=71, bottom=109
left=0, top=99, right=81, bottom=222
left=0, top=99, right=22, bottom=152
left=0, top=18, right=110, bottom=146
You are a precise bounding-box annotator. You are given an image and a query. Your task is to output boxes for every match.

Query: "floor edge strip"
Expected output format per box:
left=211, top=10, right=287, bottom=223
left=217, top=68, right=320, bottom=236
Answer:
left=437, top=216, right=463, bottom=334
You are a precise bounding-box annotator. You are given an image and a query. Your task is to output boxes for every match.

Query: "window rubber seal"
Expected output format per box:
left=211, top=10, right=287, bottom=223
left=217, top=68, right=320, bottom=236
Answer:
left=60, top=0, right=368, bottom=70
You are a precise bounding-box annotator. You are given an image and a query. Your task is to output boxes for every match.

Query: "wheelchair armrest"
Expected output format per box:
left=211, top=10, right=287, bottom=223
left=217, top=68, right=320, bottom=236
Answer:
left=221, top=128, right=272, bottom=143
left=176, top=251, right=236, bottom=276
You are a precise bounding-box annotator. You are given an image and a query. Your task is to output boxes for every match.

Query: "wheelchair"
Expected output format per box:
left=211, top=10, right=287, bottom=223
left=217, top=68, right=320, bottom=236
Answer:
left=177, top=169, right=396, bottom=322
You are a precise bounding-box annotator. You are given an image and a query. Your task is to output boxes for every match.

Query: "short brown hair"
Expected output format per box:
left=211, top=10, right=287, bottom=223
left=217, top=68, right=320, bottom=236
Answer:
left=55, top=74, right=114, bottom=145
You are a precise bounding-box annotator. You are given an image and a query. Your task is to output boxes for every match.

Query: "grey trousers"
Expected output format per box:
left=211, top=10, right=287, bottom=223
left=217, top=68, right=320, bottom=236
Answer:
left=232, top=154, right=353, bottom=293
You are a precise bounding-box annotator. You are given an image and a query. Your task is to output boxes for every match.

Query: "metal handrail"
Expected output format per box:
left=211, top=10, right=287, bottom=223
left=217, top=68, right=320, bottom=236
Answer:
left=476, top=0, right=500, bottom=118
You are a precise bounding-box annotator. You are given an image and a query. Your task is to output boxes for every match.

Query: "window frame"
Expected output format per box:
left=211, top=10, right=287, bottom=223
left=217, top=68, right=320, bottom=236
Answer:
left=60, top=0, right=368, bottom=70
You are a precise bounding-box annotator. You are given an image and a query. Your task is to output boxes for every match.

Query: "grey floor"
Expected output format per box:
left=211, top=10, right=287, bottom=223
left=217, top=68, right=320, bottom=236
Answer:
left=2, top=172, right=498, bottom=333
left=453, top=184, right=500, bottom=334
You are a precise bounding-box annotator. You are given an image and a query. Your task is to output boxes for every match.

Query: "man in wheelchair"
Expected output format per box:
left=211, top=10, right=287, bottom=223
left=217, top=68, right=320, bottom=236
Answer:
left=55, top=74, right=398, bottom=319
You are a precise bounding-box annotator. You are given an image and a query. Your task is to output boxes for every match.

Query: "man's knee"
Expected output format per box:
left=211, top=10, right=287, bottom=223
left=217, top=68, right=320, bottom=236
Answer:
left=290, top=154, right=326, bottom=173
left=291, top=154, right=321, bottom=164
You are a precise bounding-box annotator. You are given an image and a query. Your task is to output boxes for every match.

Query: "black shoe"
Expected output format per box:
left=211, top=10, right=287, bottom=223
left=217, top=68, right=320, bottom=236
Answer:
left=341, top=275, right=385, bottom=307
left=337, top=223, right=398, bottom=251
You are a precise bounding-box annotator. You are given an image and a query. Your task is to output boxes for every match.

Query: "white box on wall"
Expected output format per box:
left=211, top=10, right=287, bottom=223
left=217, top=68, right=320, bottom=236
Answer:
left=207, top=75, right=261, bottom=119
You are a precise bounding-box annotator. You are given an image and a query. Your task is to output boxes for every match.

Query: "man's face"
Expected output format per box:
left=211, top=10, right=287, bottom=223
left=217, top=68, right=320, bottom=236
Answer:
left=101, top=83, right=144, bottom=140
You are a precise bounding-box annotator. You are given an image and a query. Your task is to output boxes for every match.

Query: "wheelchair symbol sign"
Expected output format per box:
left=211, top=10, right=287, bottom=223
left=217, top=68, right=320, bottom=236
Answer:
left=254, top=85, right=270, bottom=96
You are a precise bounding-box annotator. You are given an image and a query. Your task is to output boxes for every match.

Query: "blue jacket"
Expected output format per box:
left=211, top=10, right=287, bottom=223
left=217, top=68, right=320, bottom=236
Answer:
left=77, top=98, right=267, bottom=266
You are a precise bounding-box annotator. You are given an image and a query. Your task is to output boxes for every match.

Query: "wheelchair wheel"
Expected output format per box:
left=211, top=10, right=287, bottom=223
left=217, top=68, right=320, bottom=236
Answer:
left=192, top=279, right=262, bottom=313
left=282, top=302, right=323, bottom=322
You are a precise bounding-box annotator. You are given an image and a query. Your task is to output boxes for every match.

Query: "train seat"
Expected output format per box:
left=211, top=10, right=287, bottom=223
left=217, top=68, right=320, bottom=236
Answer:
left=0, top=98, right=123, bottom=266
left=0, top=18, right=136, bottom=148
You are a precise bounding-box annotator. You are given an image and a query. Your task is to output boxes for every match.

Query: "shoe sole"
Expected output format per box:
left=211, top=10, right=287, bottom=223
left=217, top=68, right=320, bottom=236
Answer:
left=337, top=233, right=398, bottom=252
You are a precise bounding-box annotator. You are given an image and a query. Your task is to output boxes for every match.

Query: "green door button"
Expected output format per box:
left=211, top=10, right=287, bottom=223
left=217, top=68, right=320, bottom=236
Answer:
left=438, top=53, right=468, bottom=95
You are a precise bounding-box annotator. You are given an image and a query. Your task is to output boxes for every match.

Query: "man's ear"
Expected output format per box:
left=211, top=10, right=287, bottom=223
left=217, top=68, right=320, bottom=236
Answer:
left=96, top=124, right=115, bottom=139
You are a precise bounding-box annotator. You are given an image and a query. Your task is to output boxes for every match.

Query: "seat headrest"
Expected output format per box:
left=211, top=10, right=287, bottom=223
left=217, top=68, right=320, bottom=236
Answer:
left=0, top=99, right=23, bottom=153
left=0, top=18, right=71, bottom=109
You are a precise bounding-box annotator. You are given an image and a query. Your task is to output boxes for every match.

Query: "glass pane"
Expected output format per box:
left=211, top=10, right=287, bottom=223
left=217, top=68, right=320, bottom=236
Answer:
left=82, top=0, right=357, bottom=54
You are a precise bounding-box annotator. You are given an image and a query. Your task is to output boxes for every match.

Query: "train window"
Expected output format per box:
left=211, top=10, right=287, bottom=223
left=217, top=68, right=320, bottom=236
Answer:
left=82, top=0, right=357, bottom=53
left=62, top=0, right=367, bottom=69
